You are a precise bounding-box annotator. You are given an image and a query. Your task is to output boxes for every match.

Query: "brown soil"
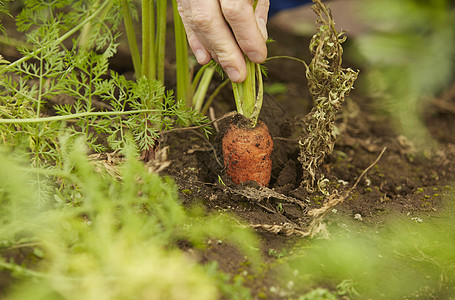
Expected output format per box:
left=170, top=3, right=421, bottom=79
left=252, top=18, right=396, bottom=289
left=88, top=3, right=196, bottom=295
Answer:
left=159, top=24, right=455, bottom=299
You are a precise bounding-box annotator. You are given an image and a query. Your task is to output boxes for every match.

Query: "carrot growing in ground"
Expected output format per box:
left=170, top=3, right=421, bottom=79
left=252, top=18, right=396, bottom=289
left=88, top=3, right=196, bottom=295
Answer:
left=221, top=3, right=273, bottom=186
left=222, top=115, right=273, bottom=186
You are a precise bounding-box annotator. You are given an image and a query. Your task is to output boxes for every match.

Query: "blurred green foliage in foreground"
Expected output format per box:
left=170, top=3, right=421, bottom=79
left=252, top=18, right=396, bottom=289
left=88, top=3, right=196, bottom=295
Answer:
left=281, top=198, right=455, bottom=299
left=0, top=139, right=258, bottom=300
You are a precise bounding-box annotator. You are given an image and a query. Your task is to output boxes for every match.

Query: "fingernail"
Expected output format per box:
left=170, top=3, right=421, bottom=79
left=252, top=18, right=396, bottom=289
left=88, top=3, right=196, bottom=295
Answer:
left=194, top=49, right=207, bottom=64
left=257, top=18, right=268, bottom=41
left=225, top=67, right=242, bottom=82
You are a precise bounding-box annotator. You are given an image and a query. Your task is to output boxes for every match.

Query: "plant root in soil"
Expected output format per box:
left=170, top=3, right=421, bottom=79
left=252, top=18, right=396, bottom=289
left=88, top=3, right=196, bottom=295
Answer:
left=222, top=117, right=273, bottom=186
left=227, top=147, right=387, bottom=238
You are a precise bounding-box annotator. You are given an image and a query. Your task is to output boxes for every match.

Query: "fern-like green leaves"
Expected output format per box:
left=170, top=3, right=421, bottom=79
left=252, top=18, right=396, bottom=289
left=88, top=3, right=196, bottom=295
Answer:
left=0, top=0, right=210, bottom=167
left=0, top=0, right=12, bottom=35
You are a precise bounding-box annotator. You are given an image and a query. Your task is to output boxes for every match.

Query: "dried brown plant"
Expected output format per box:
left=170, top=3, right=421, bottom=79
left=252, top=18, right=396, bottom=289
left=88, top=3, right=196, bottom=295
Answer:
left=298, top=0, right=359, bottom=193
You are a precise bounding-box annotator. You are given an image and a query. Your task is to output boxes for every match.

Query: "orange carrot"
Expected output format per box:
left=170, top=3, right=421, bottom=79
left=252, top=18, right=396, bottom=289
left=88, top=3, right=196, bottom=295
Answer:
left=222, top=120, right=273, bottom=186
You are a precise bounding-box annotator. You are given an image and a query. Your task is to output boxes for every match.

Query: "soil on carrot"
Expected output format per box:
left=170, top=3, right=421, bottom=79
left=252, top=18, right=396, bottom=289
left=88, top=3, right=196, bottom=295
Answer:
left=2, top=10, right=455, bottom=300
left=222, top=117, right=274, bottom=186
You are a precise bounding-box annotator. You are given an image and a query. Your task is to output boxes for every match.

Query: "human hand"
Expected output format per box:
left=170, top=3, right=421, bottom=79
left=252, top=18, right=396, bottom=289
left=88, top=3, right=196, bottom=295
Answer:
left=177, top=0, right=269, bottom=83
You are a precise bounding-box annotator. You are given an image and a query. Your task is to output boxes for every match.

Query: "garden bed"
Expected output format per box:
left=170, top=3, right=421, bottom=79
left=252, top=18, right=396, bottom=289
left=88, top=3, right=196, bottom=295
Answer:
left=157, top=24, right=455, bottom=298
left=1, top=2, right=455, bottom=299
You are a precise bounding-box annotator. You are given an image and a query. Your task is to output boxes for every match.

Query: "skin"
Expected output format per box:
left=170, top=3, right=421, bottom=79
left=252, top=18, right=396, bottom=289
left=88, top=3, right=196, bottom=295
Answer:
left=176, top=0, right=270, bottom=83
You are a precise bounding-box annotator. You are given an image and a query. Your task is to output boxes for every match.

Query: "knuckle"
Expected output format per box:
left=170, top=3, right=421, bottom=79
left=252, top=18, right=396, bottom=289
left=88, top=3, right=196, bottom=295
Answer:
left=221, top=0, right=247, bottom=19
left=191, top=9, right=215, bottom=28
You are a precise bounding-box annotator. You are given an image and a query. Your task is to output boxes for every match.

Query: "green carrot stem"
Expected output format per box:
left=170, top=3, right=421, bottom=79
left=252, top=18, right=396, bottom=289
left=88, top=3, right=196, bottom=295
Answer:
left=0, top=109, right=163, bottom=124
left=232, top=79, right=244, bottom=115
left=250, top=63, right=263, bottom=124
left=266, top=55, right=306, bottom=65
left=191, top=63, right=211, bottom=91
left=201, top=78, right=230, bottom=114
left=172, top=0, right=192, bottom=105
left=193, top=66, right=215, bottom=111
left=243, top=58, right=257, bottom=117
left=232, top=57, right=261, bottom=125
left=142, top=0, right=156, bottom=80
left=77, top=1, right=95, bottom=49
left=155, top=0, right=167, bottom=83
left=78, top=0, right=109, bottom=50
left=121, top=0, right=141, bottom=78
left=230, top=0, right=264, bottom=127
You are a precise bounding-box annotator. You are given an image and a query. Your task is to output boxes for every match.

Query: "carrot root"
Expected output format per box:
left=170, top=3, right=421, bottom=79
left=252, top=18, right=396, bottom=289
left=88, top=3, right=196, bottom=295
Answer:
left=222, top=121, right=273, bottom=186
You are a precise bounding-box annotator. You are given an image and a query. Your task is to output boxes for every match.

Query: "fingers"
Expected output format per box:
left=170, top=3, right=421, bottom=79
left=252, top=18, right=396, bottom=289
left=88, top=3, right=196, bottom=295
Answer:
left=183, top=25, right=211, bottom=65
left=179, top=0, right=248, bottom=82
left=255, top=0, right=269, bottom=41
left=220, top=0, right=268, bottom=63
left=177, top=0, right=211, bottom=65
left=176, top=0, right=269, bottom=83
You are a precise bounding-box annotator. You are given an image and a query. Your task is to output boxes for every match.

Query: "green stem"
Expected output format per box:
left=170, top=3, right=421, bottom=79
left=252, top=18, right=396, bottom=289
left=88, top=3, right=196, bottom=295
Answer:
left=78, top=0, right=101, bottom=49
left=155, top=0, right=167, bottom=83
left=266, top=55, right=307, bottom=65
left=243, top=58, right=257, bottom=117
left=0, top=260, right=44, bottom=278
left=193, top=66, right=215, bottom=111
left=0, top=109, right=163, bottom=124
left=142, top=0, right=156, bottom=80
left=36, top=51, right=44, bottom=117
left=173, top=0, right=192, bottom=105
left=250, top=63, right=263, bottom=124
left=230, top=0, right=264, bottom=126
left=191, top=63, right=210, bottom=91
left=2, top=0, right=112, bottom=74
left=201, top=78, right=230, bottom=114
left=86, top=65, right=94, bottom=135
left=232, top=57, right=260, bottom=124
left=121, top=0, right=141, bottom=78
left=232, top=79, right=244, bottom=115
